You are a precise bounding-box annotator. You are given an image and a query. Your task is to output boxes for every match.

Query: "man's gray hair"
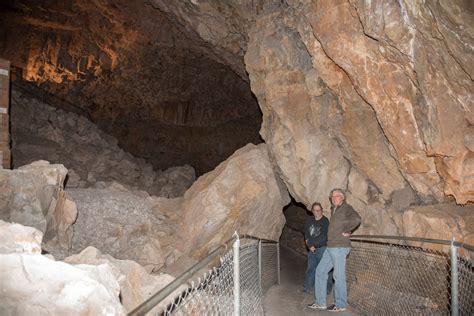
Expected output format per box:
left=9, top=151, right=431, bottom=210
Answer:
left=330, top=188, right=346, bottom=200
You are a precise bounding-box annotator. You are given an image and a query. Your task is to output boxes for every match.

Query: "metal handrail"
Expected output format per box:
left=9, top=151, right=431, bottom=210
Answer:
left=128, top=233, right=279, bottom=315
left=350, top=234, right=473, bottom=316
left=240, top=234, right=278, bottom=244
left=128, top=234, right=239, bottom=316
left=350, top=235, right=474, bottom=252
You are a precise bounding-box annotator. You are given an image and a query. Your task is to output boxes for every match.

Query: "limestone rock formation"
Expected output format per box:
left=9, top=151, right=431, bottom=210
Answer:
left=64, top=184, right=177, bottom=271
left=2, top=144, right=289, bottom=274
left=245, top=5, right=402, bottom=217
left=0, top=160, right=78, bottom=252
left=10, top=89, right=196, bottom=197
left=244, top=0, right=472, bottom=215
left=64, top=246, right=186, bottom=314
left=153, top=0, right=473, bottom=206
left=1, top=0, right=472, bottom=265
left=398, top=204, right=474, bottom=248
left=305, top=0, right=472, bottom=203
left=180, top=143, right=290, bottom=258
left=149, top=1, right=474, bottom=212
left=0, top=221, right=126, bottom=316
left=0, top=220, right=42, bottom=254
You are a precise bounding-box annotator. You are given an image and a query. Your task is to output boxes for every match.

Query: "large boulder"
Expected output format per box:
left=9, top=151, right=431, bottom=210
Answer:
left=180, top=143, right=290, bottom=258
left=0, top=220, right=43, bottom=254
left=0, top=160, right=65, bottom=231
left=65, top=246, right=186, bottom=314
left=245, top=4, right=407, bottom=214
left=245, top=0, right=473, bottom=240
left=0, top=160, right=77, bottom=253
left=0, top=221, right=125, bottom=315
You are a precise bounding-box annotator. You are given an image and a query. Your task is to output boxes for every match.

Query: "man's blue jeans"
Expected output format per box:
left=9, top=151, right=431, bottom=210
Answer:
left=314, top=247, right=351, bottom=308
left=303, top=246, right=333, bottom=292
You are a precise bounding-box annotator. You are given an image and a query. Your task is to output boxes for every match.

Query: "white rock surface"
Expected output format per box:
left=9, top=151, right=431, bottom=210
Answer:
left=0, top=220, right=43, bottom=254
left=63, top=185, right=175, bottom=271
left=0, top=160, right=77, bottom=254
left=65, top=246, right=186, bottom=313
left=0, top=253, right=125, bottom=315
left=0, top=160, right=69, bottom=233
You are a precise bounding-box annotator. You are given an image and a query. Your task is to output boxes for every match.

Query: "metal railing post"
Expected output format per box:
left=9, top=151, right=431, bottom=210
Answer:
left=277, top=242, right=280, bottom=285
left=258, top=239, right=262, bottom=289
left=450, top=239, right=459, bottom=316
left=233, top=235, right=241, bottom=316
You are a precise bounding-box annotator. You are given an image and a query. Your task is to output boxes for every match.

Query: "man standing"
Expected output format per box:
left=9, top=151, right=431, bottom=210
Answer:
left=302, top=202, right=330, bottom=293
left=307, top=188, right=361, bottom=312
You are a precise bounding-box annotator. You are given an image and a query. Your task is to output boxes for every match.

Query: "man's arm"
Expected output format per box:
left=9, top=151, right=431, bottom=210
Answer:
left=344, top=205, right=361, bottom=234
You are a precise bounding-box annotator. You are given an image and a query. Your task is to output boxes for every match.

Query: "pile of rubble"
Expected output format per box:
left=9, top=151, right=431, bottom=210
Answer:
left=10, top=89, right=195, bottom=198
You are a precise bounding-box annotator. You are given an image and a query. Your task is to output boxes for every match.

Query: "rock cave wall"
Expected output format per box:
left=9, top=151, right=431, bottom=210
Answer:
left=152, top=0, right=473, bottom=242
left=0, top=1, right=473, bottom=244
left=0, top=1, right=473, bottom=312
left=0, top=0, right=262, bottom=175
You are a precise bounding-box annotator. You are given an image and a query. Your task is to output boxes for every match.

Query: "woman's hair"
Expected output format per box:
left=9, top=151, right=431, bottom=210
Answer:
left=311, top=202, right=322, bottom=211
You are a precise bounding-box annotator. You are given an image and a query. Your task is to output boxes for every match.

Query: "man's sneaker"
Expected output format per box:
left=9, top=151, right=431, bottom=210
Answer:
left=306, top=303, right=327, bottom=310
left=327, top=304, right=347, bottom=312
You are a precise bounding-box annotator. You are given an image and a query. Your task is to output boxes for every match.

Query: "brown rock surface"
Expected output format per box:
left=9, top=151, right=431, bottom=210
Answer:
left=245, top=5, right=406, bottom=215
left=245, top=0, right=472, bottom=211
left=305, top=0, right=472, bottom=203
left=1, top=0, right=472, bottom=253
left=180, top=143, right=290, bottom=258
left=399, top=203, right=474, bottom=248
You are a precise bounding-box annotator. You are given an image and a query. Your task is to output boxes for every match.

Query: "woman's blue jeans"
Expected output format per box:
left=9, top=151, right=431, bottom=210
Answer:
left=303, top=246, right=333, bottom=292
left=314, top=247, right=351, bottom=308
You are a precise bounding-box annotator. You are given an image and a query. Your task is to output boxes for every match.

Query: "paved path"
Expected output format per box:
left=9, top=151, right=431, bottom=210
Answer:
left=262, top=246, right=357, bottom=316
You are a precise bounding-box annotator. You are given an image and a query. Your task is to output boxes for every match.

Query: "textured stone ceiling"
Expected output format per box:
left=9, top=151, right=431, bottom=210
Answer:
left=0, top=0, right=262, bottom=175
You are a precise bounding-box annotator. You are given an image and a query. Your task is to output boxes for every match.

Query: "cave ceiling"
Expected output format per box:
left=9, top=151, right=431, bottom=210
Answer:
left=1, top=0, right=473, bottom=205
left=0, top=0, right=265, bottom=174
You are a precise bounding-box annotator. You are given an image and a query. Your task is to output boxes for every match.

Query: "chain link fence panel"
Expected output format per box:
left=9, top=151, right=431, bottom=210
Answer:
left=137, top=236, right=279, bottom=315
left=260, top=242, right=279, bottom=292
left=457, top=255, right=474, bottom=314
left=161, top=251, right=235, bottom=315
left=240, top=240, right=264, bottom=315
left=347, top=239, right=473, bottom=315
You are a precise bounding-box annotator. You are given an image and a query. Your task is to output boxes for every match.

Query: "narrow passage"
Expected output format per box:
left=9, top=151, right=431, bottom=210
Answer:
left=263, top=246, right=356, bottom=315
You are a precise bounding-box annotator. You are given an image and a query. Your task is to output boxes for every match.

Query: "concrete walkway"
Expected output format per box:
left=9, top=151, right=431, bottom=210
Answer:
left=262, top=247, right=357, bottom=316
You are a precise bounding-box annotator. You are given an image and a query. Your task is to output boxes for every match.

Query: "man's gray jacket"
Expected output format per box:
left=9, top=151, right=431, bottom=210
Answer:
left=327, top=202, right=361, bottom=248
